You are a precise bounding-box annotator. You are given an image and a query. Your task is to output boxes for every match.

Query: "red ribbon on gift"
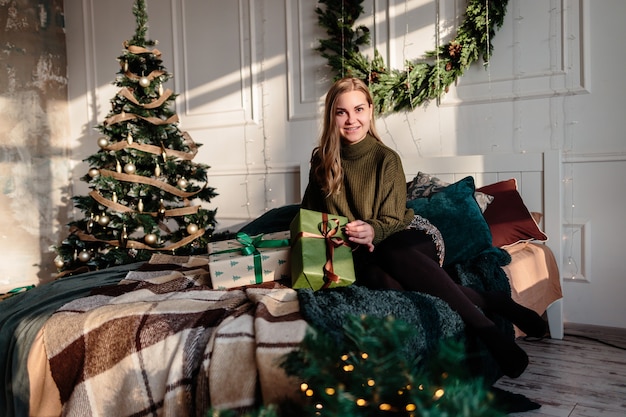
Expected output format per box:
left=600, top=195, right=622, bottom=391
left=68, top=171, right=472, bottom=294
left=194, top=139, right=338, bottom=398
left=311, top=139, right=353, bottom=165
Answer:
left=295, top=213, right=352, bottom=289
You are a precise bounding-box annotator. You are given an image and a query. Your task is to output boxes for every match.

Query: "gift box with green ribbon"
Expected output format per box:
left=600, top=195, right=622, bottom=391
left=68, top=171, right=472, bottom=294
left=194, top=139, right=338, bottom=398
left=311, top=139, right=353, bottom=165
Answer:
left=289, top=208, right=356, bottom=290
left=207, top=231, right=291, bottom=289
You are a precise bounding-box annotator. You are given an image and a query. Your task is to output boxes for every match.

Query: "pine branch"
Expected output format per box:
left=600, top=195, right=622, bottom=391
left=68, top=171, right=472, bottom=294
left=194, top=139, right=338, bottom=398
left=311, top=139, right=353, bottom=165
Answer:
left=280, top=315, right=504, bottom=417
left=129, top=0, right=151, bottom=47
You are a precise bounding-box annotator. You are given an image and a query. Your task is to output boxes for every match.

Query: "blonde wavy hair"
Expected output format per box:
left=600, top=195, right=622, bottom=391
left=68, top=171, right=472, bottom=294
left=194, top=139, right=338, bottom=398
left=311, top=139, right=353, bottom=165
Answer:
left=312, top=77, right=382, bottom=196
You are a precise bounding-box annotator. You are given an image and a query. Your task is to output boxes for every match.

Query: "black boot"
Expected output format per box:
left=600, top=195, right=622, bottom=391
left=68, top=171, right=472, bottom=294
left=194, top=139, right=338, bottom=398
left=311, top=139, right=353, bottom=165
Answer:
left=475, top=325, right=529, bottom=378
left=483, top=291, right=547, bottom=338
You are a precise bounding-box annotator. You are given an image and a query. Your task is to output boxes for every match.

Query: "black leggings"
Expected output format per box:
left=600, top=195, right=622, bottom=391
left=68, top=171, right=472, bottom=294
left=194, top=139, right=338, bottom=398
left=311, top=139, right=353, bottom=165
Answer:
left=353, top=229, right=494, bottom=330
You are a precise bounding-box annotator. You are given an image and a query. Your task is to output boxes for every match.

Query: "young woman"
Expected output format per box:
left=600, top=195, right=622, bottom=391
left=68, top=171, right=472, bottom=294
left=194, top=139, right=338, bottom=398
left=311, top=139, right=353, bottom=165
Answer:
left=301, top=77, right=546, bottom=378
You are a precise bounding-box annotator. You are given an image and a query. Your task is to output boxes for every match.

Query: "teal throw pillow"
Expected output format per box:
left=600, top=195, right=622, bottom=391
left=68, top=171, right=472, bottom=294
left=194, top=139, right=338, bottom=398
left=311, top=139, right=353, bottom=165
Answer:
left=406, top=176, right=492, bottom=266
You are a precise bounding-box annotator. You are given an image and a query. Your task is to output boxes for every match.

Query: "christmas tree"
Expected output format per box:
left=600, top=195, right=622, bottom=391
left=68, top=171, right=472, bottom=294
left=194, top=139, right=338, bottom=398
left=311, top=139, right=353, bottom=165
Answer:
left=54, top=0, right=217, bottom=275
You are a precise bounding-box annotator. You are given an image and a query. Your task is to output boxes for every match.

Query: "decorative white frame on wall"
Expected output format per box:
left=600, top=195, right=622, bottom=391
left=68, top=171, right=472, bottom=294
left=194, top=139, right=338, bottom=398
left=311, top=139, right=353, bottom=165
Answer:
left=285, top=0, right=328, bottom=121
left=74, top=0, right=262, bottom=131
left=443, top=0, right=590, bottom=105
left=171, top=0, right=261, bottom=129
left=285, top=0, right=396, bottom=121
left=562, top=220, right=591, bottom=283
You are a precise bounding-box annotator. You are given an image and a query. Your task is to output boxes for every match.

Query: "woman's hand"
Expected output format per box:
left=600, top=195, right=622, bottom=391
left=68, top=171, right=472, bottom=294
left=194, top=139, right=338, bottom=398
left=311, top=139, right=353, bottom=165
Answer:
left=344, top=220, right=375, bottom=252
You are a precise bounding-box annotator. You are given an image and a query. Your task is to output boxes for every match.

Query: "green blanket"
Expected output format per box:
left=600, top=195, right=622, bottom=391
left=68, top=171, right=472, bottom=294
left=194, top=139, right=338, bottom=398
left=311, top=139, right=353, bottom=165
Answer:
left=298, top=246, right=514, bottom=384
left=298, top=286, right=463, bottom=355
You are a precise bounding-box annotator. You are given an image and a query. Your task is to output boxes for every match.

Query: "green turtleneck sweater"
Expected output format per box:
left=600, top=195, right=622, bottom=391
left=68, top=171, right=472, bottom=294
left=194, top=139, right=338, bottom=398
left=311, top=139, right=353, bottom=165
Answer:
left=302, top=134, right=414, bottom=245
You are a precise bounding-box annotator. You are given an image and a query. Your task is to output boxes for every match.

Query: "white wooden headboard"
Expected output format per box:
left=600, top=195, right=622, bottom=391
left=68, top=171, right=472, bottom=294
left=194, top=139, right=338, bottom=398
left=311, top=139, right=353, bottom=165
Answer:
left=300, top=151, right=564, bottom=338
left=399, top=151, right=562, bottom=265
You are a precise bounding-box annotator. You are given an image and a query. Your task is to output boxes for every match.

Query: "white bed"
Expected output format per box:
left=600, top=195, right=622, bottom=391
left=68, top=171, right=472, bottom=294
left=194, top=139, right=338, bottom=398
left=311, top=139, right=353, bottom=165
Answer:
left=300, top=150, right=564, bottom=339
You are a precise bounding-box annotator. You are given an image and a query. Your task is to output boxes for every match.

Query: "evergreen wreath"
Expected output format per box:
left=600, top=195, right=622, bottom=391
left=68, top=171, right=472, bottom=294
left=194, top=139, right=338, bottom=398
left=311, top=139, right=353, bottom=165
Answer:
left=316, top=0, right=509, bottom=114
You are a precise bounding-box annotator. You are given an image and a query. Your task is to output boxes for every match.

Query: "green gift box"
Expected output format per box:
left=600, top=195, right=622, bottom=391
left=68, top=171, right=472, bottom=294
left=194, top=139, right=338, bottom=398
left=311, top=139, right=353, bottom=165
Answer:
left=289, top=208, right=356, bottom=290
left=207, top=231, right=291, bottom=289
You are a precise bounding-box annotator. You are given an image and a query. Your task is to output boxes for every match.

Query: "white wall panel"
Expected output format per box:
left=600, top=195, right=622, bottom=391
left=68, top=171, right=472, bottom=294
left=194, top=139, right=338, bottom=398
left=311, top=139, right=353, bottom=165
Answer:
left=173, top=0, right=259, bottom=128
left=445, top=0, right=589, bottom=104
left=285, top=0, right=329, bottom=120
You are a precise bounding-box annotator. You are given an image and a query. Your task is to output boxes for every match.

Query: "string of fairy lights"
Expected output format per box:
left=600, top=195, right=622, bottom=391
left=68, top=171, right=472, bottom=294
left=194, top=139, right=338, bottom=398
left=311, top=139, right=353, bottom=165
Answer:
left=561, top=0, right=580, bottom=280
left=484, top=1, right=497, bottom=153
left=433, top=0, right=444, bottom=154
left=511, top=1, right=525, bottom=155
left=241, top=0, right=275, bottom=218
left=241, top=118, right=253, bottom=220
left=403, top=0, right=423, bottom=156
left=491, top=1, right=580, bottom=278
left=259, top=1, right=275, bottom=214
left=541, top=0, right=580, bottom=279
left=368, top=3, right=402, bottom=154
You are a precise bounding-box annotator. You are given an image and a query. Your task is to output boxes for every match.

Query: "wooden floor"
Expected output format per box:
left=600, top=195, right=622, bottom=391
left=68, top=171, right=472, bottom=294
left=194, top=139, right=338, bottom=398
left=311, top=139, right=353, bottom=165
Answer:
left=494, top=323, right=626, bottom=416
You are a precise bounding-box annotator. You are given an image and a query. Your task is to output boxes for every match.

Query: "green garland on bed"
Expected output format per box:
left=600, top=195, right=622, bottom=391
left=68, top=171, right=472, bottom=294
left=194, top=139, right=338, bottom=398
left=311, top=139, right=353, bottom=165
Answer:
left=316, top=0, right=509, bottom=114
left=211, top=315, right=503, bottom=417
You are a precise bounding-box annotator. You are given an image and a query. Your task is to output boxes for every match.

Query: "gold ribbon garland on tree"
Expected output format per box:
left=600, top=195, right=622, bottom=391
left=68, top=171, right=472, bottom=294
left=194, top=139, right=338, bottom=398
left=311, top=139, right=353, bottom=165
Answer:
left=316, top=0, right=509, bottom=114
left=118, top=86, right=173, bottom=109
left=69, top=225, right=205, bottom=252
left=101, top=130, right=199, bottom=161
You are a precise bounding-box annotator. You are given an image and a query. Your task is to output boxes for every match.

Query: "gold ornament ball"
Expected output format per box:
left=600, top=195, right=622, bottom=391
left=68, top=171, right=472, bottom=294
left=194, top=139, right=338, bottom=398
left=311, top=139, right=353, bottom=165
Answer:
left=54, top=257, right=65, bottom=269
left=144, top=233, right=158, bottom=245
left=124, top=163, right=136, bottom=175
left=78, top=250, right=91, bottom=262
left=97, top=137, right=109, bottom=148
left=177, top=178, right=188, bottom=189
left=139, top=76, right=151, bottom=87
left=186, top=223, right=199, bottom=235
left=88, top=168, right=100, bottom=178
left=97, top=214, right=110, bottom=226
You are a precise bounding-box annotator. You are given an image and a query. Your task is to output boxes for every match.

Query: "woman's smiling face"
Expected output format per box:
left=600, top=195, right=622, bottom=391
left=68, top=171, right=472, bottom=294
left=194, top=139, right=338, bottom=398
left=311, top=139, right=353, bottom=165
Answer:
left=334, top=90, right=373, bottom=145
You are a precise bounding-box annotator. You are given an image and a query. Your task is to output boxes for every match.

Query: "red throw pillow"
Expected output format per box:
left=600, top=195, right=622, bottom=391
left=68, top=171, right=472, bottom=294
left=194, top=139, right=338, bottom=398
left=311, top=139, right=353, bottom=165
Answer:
left=477, top=179, right=548, bottom=247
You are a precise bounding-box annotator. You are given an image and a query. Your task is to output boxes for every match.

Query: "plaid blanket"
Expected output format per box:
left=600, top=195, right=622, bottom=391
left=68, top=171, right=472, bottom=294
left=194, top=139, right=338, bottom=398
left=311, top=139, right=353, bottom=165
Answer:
left=42, top=255, right=307, bottom=416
